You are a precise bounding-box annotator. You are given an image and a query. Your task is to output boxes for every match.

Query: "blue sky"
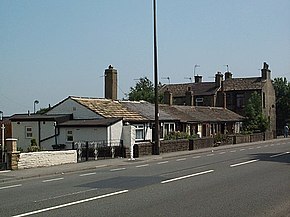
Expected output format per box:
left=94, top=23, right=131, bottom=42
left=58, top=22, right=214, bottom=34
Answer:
left=1, top=0, right=289, bottom=115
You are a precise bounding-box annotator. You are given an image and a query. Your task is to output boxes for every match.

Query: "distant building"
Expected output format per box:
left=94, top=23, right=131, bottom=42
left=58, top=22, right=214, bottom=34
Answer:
left=160, top=62, right=276, bottom=136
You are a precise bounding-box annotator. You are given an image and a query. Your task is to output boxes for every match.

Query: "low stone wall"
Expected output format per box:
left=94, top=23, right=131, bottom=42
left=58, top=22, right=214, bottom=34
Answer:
left=18, top=150, right=77, bottom=169
left=264, top=131, right=274, bottom=140
left=234, top=134, right=251, bottom=144
left=161, top=139, right=188, bottom=153
left=250, top=133, right=264, bottom=142
left=189, top=138, right=214, bottom=150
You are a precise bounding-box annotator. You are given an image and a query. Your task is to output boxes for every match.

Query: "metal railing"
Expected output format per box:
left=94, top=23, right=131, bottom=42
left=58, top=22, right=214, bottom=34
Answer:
left=72, top=140, right=125, bottom=162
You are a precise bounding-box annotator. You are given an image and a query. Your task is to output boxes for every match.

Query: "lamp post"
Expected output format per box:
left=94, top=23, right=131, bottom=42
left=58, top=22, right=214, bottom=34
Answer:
left=0, top=111, right=5, bottom=163
left=153, top=0, right=160, bottom=155
left=34, top=100, right=39, bottom=114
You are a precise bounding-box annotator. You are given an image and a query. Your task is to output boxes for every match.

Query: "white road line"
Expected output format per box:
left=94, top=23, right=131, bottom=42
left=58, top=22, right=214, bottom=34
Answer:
left=157, top=161, right=169, bottom=164
left=79, top=172, right=96, bottom=177
left=42, top=178, right=64, bottom=183
left=219, top=152, right=226, bottom=155
left=270, top=144, right=275, bottom=146
left=230, top=159, right=259, bottom=168
left=256, top=146, right=261, bottom=149
left=0, top=184, right=22, bottom=190
left=192, top=156, right=201, bottom=159
left=161, top=170, right=214, bottom=184
left=240, top=149, right=246, bottom=151
left=270, top=152, right=289, bottom=158
left=176, top=158, right=186, bottom=161
left=230, top=150, right=236, bottom=153
left=264, top=145, right=269, bottom=147
left=206, top=154, right=214, bottom=157
left=95, top=164, right=107, bottom=168
left=13, top=190, right=129, bottom=217
left=136, top=164, right=149, bottom=168
left=34, top=188, right=99, bottom=203
left=248, top=147, right=254, bottom=150
left=0, top=170, right=11, bottom=174
left=110, top=168, right=126, bottom=172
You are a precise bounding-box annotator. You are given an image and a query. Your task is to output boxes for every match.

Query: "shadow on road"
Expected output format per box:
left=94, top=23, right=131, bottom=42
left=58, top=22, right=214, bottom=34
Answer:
left=249, top=152, right=290, bottom=165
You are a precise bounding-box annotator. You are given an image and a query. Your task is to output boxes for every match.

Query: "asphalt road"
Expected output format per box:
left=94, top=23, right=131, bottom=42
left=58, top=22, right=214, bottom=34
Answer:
left=0, top=139, right=290, bottom=217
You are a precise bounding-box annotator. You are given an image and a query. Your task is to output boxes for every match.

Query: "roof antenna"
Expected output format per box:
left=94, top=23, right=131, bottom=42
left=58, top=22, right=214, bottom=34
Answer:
left=193, top=64, right=200, bottom=80
left=161, top=77, right=170, bottom=84
left=224, top=64, right=229, bottom=72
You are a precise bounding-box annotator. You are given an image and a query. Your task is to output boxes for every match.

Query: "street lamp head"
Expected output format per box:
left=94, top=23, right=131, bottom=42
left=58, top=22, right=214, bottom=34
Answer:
left=34, top=100, right=39, bottom=104
left=0, top=111, right=3, bottom=121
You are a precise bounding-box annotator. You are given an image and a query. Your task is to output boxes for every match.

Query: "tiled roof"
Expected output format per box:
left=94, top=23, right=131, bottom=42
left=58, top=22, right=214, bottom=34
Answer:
left=159, top=105, right=244, bottom=123
left=223, top=77, right=264, bottom=91
left=71, top=97, right=147, bottom=122
left=120, top=101, right=175, bottom=121
left=159, top=82, right=219, bottom=97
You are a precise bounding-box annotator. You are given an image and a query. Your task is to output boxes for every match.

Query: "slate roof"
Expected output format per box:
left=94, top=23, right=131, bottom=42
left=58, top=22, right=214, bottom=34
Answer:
left=159, top=82, right=219, bottom=97
left=222, top=77, right=264, bottom=91
left=120, top=101, right=175, bottom=121
left=58, top=117, right=122, bottom=127
left=71, top=97, right=147, bottom=122
left=159, top=105, right=244, bottom=123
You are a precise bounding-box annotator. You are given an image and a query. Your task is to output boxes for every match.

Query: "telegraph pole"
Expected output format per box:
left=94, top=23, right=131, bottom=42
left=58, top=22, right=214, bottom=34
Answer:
left=153, top=0, right=160, bottom=155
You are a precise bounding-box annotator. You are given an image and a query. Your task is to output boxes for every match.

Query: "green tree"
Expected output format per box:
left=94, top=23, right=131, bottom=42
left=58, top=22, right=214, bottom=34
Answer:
left=128, top=77, right=155, bottom=103
left=243, top=92, right=269, bottom=133
left=273, top=77, right=290, bottom=134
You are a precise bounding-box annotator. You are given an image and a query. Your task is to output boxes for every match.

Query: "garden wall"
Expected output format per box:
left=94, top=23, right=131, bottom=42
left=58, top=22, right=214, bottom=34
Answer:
left=18, top=150, right=77, bottom=169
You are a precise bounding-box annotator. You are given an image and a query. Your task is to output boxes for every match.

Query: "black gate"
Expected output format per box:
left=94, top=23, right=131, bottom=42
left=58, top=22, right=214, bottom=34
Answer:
left=73, top=140, right=125, bottom=162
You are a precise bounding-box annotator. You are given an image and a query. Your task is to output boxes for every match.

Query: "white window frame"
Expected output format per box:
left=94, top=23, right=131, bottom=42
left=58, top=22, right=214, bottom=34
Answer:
left=135, top=124, right=145, bottom=141
left=66, top=130, right=74, bottom=142
left=25, top=126, right=33, bottom=138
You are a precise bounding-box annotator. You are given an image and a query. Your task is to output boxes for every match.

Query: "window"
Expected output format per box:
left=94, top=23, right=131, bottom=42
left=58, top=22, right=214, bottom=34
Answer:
left=164, top=123, right=175, bottom=137
left=26, top=127, right=33, bottom=138
left=236, top=94, right=245, bottom=108
left=67, top=130, right=74, bottom=142
left=195, top=97, right=204, bottom=106
left=135, top=125, right=144, bottom=140
left=263, top=92, right=266, bottom=108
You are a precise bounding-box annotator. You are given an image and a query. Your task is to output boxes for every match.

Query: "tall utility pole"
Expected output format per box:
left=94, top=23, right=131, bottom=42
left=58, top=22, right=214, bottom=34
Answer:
left=153, top=0, right=160, bottom=155
left=0, top=111, right=5, bottom=163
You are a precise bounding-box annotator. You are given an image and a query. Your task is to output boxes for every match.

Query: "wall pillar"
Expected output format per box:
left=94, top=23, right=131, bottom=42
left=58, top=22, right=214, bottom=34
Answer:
left=6, top=138, right=20, bottom=170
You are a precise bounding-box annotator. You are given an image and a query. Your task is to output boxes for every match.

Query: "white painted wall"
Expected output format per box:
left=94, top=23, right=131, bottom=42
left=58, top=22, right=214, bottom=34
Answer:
left=57, top=120, right=123, bottom=148
left=18, top=150, right=77, bottom=169
left=11, top=120, right=56, bottom=151
left=47, top=98, right=101, bottom=119
left=122, top=125, right=136, bottom=148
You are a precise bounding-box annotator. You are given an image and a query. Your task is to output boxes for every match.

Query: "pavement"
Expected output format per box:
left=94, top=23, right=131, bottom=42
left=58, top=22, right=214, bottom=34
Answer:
left=0, top=137, right=289, bottom=183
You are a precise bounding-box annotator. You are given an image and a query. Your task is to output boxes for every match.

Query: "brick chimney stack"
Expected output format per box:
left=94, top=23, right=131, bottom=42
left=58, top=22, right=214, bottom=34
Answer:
left=104, top=65, right=118, bottom=100
left=194, top=75, right=202, bottom=83
left=261, top=62, right=271, bottom=80
left=215, top=72, right=223, bottom=87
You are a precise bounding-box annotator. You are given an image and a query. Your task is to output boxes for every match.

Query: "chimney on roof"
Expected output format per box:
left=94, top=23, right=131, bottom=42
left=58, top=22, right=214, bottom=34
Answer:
left=215, top=72, right=223, bottom=87
left=261, top=62, right=271, bottom=80
left=185, top=87, right=194, bottom=106
left=224, top=71, right=232, bottom=80
left=194, top=75, right=202, bottom=83
left=164, top=88, right=173, bottom=106
left=104, top=65, right=118, bottom=100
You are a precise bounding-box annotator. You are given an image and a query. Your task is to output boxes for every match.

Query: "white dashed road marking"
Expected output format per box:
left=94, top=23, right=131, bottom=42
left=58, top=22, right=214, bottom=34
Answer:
left=161, top=170, right=214, bottom=184
left=230, top=159, right=259, bottom=168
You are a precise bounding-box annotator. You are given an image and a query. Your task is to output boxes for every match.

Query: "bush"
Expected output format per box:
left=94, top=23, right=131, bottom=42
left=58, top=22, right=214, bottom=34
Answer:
left=27, top=139, right=41, bottom=152
left=164, top=131, right=197, bottom=140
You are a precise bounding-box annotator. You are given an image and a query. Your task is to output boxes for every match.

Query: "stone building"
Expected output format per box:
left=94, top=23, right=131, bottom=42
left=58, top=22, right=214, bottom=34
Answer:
left=160, top=62, right=276, bottom=136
